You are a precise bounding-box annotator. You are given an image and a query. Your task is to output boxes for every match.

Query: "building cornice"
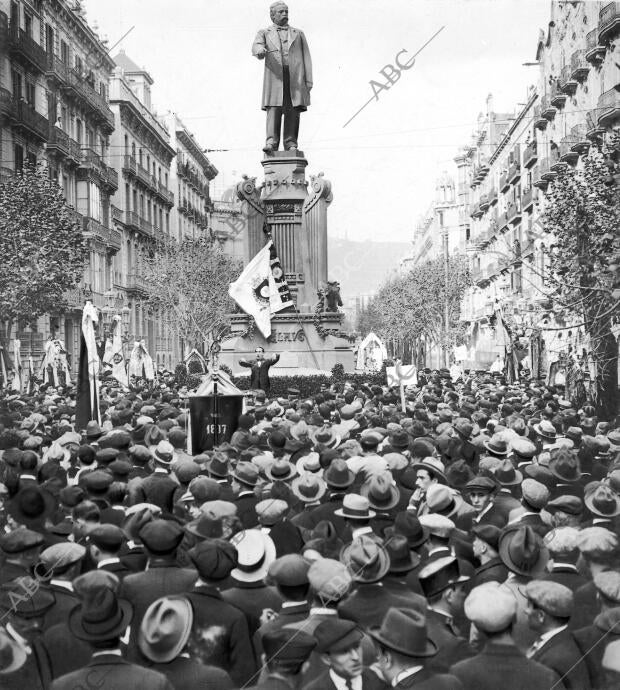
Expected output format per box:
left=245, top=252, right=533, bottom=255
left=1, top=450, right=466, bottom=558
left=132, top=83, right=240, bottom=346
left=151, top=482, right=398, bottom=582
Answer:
left=176, top=128, right=218, bottom=179
left=488, top=91, right=538, bottom=165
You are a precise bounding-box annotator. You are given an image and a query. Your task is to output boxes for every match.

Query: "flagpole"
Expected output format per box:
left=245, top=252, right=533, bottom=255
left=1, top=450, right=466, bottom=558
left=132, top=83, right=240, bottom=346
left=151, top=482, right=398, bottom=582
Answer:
left=290, top=304, right=322, bottom=372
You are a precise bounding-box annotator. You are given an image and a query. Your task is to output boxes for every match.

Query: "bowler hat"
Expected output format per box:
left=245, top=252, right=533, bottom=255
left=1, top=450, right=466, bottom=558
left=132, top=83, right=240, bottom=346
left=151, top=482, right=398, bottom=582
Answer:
left=139, top=596, right=192, bottom=663
left=369, top=608, right=437, bottom=658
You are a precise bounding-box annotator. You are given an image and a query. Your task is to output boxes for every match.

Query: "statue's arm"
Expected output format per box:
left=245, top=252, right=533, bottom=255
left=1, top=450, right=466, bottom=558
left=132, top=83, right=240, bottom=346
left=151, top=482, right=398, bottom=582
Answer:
left=300, top=31, right=313, bottom=89
left=252, top=29, right=267, bottom=59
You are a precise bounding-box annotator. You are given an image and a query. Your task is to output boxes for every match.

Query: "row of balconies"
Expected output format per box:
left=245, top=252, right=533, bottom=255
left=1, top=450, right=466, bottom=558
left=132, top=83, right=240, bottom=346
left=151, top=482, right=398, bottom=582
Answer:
left=82, top=215, right=122, bottom=252
left=45, top=55, right=114, bottom=133
left=7, top=23, right=47, bottom=73
left=122, top=155, right=175, bottom=207
left=176, top=160, right=210, bottom=198
left=1, top=89, right=50, bottom=142
left=178, top=198, right=210, bottom=227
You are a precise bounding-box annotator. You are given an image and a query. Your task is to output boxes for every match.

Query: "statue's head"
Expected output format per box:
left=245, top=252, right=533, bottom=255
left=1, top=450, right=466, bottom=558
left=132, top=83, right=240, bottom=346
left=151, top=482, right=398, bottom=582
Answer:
left=270, top=2, right=288, bottom=26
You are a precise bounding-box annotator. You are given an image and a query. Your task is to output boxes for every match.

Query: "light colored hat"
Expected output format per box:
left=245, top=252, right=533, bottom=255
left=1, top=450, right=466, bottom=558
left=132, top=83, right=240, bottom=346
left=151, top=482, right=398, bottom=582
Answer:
left=340, top=535, right=390, bottom=584
left=307, top=557, right=352, bottom=602
left=594, top=571, right=620, bottom=604
left=602, top=639, right=620, bottom=673
left=543, top=527, right=580, bottom=557
left=411, top=456, right=447, bottom=483
left=334, top=493, right=376, bottom=520
left=138, top=596, right=193, bottom=663
left=534, top=420, right=557, bottom=440
left=291, top=473, right=327, bottom=503
left=0, top=626, right=27, bottom=675
left=295, top=452, right=322, bottom=475
left=418, top=513, right=455, bottom=539
left=230, top=529, right=276, bottom=583
left=464, top=582, right=517, bottom=632
left=255, top=499, right=289, bottom=526
left=577, top=527, right=618, bottom=559
left=153, top=440, right=175, bottom=465
left=125, top=503, right=162, bottom=517
left=525, top=579, right=573, bottom=618
left=521, top=478, right=550, bottom=510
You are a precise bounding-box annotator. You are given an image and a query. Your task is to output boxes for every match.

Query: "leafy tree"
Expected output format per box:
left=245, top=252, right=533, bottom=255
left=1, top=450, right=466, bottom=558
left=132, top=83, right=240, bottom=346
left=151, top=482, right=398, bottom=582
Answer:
left=0, top=166, right=85, bottom=341
left=542, top=137, right=620, bottom=418
left=360, top=254, right=471, bottom=366
left=141, top=236, right=241, bottom=356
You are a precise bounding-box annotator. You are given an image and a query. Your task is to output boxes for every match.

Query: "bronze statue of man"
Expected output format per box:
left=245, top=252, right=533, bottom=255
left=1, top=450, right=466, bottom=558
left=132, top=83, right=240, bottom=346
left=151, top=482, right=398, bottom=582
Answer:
left=252, top=2, right=313, bottom=154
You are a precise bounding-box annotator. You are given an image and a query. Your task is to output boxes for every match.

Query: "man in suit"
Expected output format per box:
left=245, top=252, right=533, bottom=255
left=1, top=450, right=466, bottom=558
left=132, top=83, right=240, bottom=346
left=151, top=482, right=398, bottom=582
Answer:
left=370, top=607, right=462, bottom=689
left=239, top=347, right=280, bottom=396
left=120, top=520, right=197, bottom=648
left=0, top=528, right=45, bottom=584
left=471, top=524, right=508, bottom=587
left=418, top=556, right=474, bottom=673
left=247, top=627, right=317, bottom=690
left=130, top=441, right=181, bottom=514
left=524, top=579, right=589, bottom=689
left=252, top=2, right=312, bottom=153
left=51, top=570, right=174, bottom=690
left=88, top=523, right=132, bottom=579
left=305, top=617, right=388, bottom=689
left=540, top=526, right=587, bottom=591
left=184, top=539, right=256, bottom=687
left=450, top=581, right=560, bottom=690
left=231, top=461, right=260, bottom=528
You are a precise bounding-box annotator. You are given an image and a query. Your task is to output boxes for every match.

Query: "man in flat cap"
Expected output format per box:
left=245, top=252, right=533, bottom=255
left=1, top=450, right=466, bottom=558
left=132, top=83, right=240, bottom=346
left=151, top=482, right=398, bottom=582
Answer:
left=524, top=579, right=589, bottom=689
left=451, top=582, right=560, bottom=690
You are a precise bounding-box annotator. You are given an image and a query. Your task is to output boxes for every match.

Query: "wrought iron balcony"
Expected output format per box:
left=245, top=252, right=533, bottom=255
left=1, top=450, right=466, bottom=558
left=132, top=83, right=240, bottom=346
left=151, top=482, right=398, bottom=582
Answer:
left=586, top=28, right=606, bottom=64
left=533, top=159, right=554, bottom=190
left=508, top=160, right=521, bottom=185
left=599, top=2, right=620, bottom=43
left=47, top=126, right=81, bottom=163
left=0, top=87, right=17, bottom=122
left=63, top=69, right=114, bottom=133
left=82, top=215, right=108, bottom=244
left=122, top=155, right=137, bottom=176
left=8, top=24, right=47, bottom=73
left=559, top=65, right=578, bottom=96
left=498, top=211, right=509, bottom=232
left=139, top=216, right=154, bottom=236
left=570, top=50, right=589, bottom=81
left=569, top=124, right=590, bottom=155
left=111, top=205, right=124, bottom=223
left=157, top=180, right=174, bottom=206
left=104, top=166, right=118, bottom=192
left=523, top=140, right=538, bottom=169
left=598, top=87, right=620, bottom=127
left=550, top=79, right=567, bottom=109
left=126, top=274, right=149, bottom=294
left=533, top=105, right=547, bottom=132
left=125, top=210, right=140, bottom=229
left=499, top=172, right=510, bottom=192
left=14, top=101, right=49, bottom=142
left=522, top=186, right=535, bottom=212
left=107, top=227, right=122, bottom=251
left=541, top=96, right=557, bottom=121
left=507, top=199, right=522, bottom=225
left=559, top=135, right=580, bottom=165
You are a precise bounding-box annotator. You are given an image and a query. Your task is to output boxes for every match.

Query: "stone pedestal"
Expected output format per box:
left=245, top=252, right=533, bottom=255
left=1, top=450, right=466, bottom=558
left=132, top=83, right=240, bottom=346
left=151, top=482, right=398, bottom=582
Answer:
left=221, top=311, right=355, bottom=374
left=227, top=148, right=353, bottom=373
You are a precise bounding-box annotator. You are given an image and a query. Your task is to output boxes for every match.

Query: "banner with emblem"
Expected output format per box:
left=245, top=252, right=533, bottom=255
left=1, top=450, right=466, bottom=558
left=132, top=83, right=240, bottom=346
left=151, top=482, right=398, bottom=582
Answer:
left=229, top=240, right=288, bottom=338
left=103, top=315, right=128, bottom=387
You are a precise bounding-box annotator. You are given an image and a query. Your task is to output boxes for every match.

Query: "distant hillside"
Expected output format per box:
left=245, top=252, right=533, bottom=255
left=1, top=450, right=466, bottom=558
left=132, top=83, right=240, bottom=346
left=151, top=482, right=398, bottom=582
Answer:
left=327, top=237, right=411, bottom=297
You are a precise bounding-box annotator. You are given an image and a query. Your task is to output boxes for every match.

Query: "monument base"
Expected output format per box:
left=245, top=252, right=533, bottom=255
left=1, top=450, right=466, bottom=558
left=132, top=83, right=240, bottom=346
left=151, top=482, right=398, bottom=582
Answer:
left=221, top=311, right=355, bottom=375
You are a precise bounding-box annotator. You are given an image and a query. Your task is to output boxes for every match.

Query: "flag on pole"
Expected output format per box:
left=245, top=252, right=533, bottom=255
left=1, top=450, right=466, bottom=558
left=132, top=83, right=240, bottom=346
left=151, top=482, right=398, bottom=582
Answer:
left=103, top=315, right=128, bottom=386
left=12, top=339, right=22, bottom=392
left=228, top=240, right=293, bottom=338
left=128, top=340, right=155, bottom=381
left=76, top=301, right=101, bottom=430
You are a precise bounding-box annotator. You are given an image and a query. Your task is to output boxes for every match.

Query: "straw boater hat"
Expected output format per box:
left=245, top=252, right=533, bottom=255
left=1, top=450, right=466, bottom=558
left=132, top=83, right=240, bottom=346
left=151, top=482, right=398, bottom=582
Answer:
left=230, top=529, right=276, bottom=583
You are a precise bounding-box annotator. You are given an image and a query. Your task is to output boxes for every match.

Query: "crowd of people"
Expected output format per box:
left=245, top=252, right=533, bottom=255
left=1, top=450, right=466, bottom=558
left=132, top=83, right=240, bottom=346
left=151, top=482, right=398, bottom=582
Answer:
left=0, top=366, right=618, bottom=689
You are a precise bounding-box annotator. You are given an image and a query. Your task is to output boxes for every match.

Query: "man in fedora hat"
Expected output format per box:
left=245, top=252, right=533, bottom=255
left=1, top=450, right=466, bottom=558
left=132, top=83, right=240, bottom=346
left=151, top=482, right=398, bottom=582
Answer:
left=131, top=441, right=181, bottom=514
left=231, top=462, right=260, bottom=529
left=470, top=524, right=507, bottom=587
left=370, top=607, right=462, bottom=689
left=51, top=570, right=174, bottom=690
left=303, top=458, right=354, bottom=537
left=138, top=595, right=234, bottom=689
left=304, top=617, right=386, bottom=690
left=417, top=556, right=474, bottom=672
left=451, top=582, right=559, bottom=690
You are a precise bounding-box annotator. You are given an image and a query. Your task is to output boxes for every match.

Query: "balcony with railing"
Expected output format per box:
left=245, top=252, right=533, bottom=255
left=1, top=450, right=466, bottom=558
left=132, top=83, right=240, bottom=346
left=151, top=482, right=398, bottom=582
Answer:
left=126, top=274, right=149, bottom=294
left=533, top=104, right=547, bottom=131
left=522, top=186, right=535, bottom=212
left=487, top=187, right=498, bottom=207
left=139, top=217, right=154, bottom=236
left=508, top=159, right=521, bottom=185
left=14, top=101, right=48, bottom=142
left=470, top=201, right=483, bottom=219
left=157, top=180, right=174, bottom=206
left=559, top=65, right=578, bottom=96
left=64, top=69, right=114, bottom=132
left=0, top=87, right=17, bottom=121
left=47, top=126, right=81, bottom=163
left=82, top=215, right=108, bottom=244
left=599, top=2, right=620, bottom=43
left=499, top=171, right=510, bottom=193
left=111, top=205, right=124, bottom=223
left=559, top=135, right=580, bottom=165
left=104, top=166, right=119, bottom=192
left=586, top=28, right=606, bottom=64
left=550, top=78, right=567, bottom=109
left=533, top=159, right=553, bottom=190
left=523, top=140, right=537, bottom=169
left=541, top=95, right=557, bottom=121
left=8, top=24, right=47, bottom=72
left=479, top=193, right=490, bottom=212
left=570, top=49, right=589, bottom=81
left=598, top=87, right=620, bottom=127
left=125, top=210, right=140, bottom=229
left=122, top=155, right=137, bottom=176
left=549, top=145, right=565, bottom=173
left=137, top=163, right=151, bottom=186
left=498, top=211, right=509, bottom=232
left=570, top=124, right=590, bottom=155
left=507, top=199, right=522, bottom=225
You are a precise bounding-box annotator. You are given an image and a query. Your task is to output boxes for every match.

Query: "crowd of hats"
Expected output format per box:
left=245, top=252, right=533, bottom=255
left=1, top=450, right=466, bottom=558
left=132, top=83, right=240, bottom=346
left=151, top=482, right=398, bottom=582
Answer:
left=0, top=369, right=618, bottom=687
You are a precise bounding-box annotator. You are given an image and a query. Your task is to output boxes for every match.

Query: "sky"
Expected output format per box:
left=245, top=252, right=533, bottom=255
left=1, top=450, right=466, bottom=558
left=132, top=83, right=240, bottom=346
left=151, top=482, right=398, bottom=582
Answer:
left=87, top=0, right=552, bottom=245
